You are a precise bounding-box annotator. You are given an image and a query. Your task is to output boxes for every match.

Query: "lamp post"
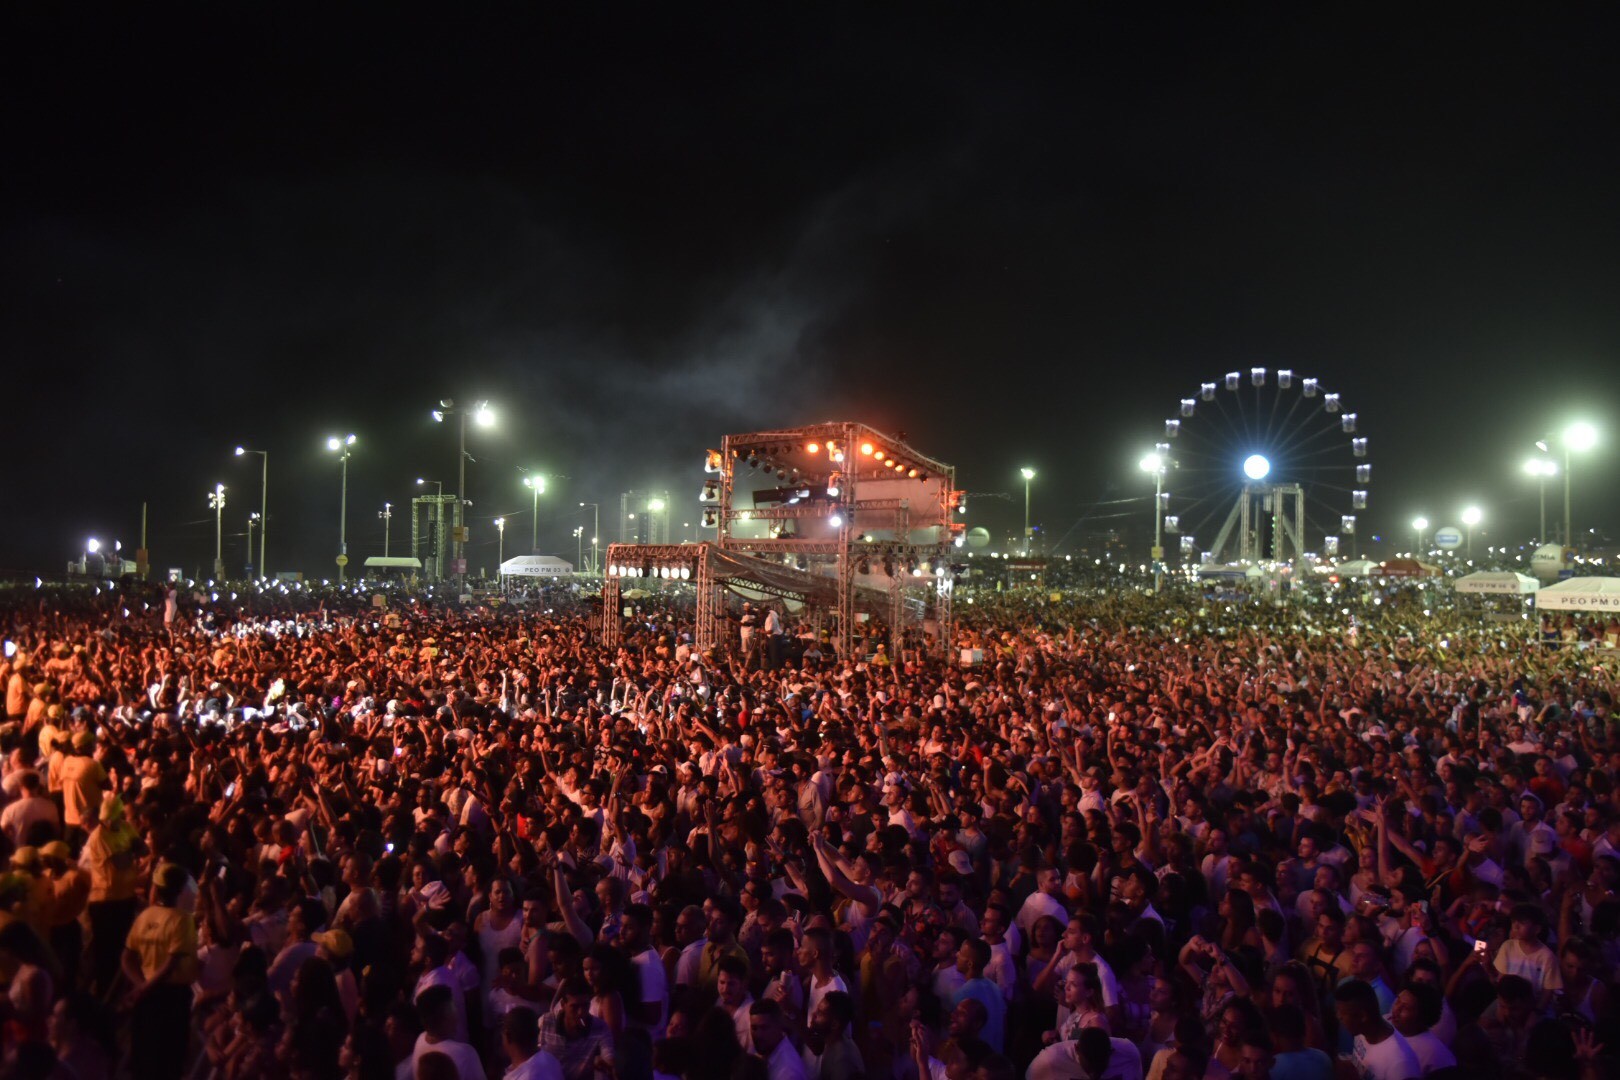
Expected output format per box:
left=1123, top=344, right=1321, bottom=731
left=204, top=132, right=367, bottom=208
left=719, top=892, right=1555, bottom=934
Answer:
left=415, top=478, right=443, bottom=497
left=326, top=434, right=357, bottom=581
left=580, top=502, right=599, bottom=573
left=234, top=446, right=268, bottom=577
left=1521, top=458, right=1556, bottom=544
left=1562, top=422, right=1598, bottom=548
left=1019, top=467, right=1036, bottom=556
left=379, top=502, right=393, bottom=557
left=246, top=512, right=260, bottom=577
left=523, top=475, right=546, bottom=553
left=1412, top=516, right=1429, bottom=556
left=1139, top=453, right=1166, bottom=593
left=431, top=399, right=495, bottom=592
left=1461, top=505, right=1482, bottom=560
left=207, top=484, right=226, bottom=580
left=573, top=526, right=584, bottom=571
left=494, top=517, right=506, bottom=588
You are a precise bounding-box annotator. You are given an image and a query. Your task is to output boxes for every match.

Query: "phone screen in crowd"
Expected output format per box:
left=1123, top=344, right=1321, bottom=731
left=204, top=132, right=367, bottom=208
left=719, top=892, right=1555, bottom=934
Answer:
left=2, top=641, right=14, bottom=658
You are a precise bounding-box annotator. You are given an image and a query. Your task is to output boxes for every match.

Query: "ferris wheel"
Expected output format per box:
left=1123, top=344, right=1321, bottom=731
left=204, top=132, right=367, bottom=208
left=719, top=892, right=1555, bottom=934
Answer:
left=1150, top=368, right=1369, bottom=565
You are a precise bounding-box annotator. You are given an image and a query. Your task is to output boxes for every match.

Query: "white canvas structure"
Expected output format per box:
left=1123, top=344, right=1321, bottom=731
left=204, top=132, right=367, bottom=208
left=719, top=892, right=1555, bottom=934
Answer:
left=1454, top=571, right=1538, bottom=595
left=1334, top=559, right=1380, bottom=578
left=1534, top=576, right=1620, bottom=612
left=499, top=555, right=575, bottom=577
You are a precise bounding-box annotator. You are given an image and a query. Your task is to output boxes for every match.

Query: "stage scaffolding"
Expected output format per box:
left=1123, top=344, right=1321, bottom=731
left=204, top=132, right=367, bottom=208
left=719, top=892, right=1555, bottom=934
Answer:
left=600, top=423, right=961, bottom=660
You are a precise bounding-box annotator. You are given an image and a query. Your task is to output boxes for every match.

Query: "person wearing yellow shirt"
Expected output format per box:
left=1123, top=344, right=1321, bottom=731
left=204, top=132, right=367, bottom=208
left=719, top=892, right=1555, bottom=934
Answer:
left=7, top=846, right=51, bottom=937
left=84, top=794, right=145, bottom=996
left=56, top=731, right=107, bottom=845
left=123, top=862, right=197, bottom=1080
left=42, top=839, right=90, bottom=989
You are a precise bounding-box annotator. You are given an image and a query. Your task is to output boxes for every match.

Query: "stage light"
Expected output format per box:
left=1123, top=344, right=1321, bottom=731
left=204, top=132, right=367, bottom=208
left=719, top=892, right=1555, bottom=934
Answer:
left=830, top=513, right=844, bottom=528
left=873, top=450, right=885, bottom=462
left=1243, top=454, right=1270, bottom=480
left=679, top=566, right=690, bottom=580
left=907, top=468, right=918, bottom=478
left=857, top=557, right=871, bottom=574
left=806, top=442, right=820, bottom=453
left=861, top=442, right=874, bottom=456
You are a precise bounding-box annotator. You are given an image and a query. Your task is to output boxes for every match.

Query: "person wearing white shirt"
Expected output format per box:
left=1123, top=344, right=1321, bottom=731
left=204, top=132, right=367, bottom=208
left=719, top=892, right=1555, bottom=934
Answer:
left=1388, top=985, right=1456, bottom=1076
left=1027, top=1029, right=1142, bottom=1080
left=750, top=1000, right=807, bottom=1080
left=411, top=984, right=487, bottom=1080
left=501, top=1006, right=564, bottom=1080
left=1016, top=869, right=1070, bottom=938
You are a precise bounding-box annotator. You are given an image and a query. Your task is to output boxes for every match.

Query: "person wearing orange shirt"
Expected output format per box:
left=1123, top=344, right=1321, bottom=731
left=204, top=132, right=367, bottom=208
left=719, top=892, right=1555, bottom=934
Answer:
left=123, top=863, right=198, bottom=1080
left=55, top=731, right=107, bottom=845
left=84, top=795, right=145, bottom=996
left=42, top=839, right=90, bottom=990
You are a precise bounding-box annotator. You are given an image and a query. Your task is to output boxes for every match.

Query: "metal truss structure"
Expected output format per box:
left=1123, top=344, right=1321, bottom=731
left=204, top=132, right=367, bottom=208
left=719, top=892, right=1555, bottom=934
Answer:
left=1207, top=483, right=1307, bottom=564
left=601, top=423, right=962, bottom=660
left=410, top=494, right=458, bottom=582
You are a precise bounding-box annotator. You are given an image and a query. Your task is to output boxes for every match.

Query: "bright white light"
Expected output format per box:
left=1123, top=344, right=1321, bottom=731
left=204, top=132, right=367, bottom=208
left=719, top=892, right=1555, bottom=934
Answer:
left=1412, top=516, right=1429, bottom=531
left=431, top=410, right=445, bottom=422
left=1139, top=453, right=1163, bottom=474
left=1523, top=458, right=1557, bottom=477
left=86, top=538, right=100, bottom=553
left=345, top=433, right=357, bottom=446
left=234, top=446, right=246, bottom=456
left=1242, top=454, right=1271, bottom=480
left=1461, top=505, right=1483, bottom=526
left=1020, top=467, right=1036, bottom=481
left=648, top=499, right=665, bottom=512
left=1564, top=421, right=1598, bottom=453
left=327, top=437, right=341, bottom=450
left=474, top=403, right=496, bottom=428
left=829, top=514, right=844, bottom=528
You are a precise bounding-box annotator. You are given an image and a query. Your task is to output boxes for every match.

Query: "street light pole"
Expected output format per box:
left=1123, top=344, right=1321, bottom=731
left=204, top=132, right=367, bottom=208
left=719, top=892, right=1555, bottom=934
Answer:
left=1019, top=468, right=1036, bottom=556
left=1412, top=516, right=1429, bottom=556
left=1562, top=422, right=1597, bottom=549
left=246, top=513, right=259, bottom=577
left=208, top=484, right=226, bottom=580
left=1139, top=454, right=1165, bottom=593
left=524, top=475, right=546, bottom=553
left=234, top=447, right=269, bottom=577
left=327, top=435, right=356, bottom=581
left=495, top=517, right=506, bottom=588
left=432, top=399, right=494, bottom=593
left=574, top=526, right=584, bottom=569
left=379, top=503, right=393, bottom=557
left=580, top=503, right=600, bottom=572
left=1461, top=506, right=1482, bottom=560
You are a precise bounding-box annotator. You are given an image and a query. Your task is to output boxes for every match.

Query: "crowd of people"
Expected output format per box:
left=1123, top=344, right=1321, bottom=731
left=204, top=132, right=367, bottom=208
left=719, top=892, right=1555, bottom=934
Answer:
left=0, top=577, right=1616, bottom=1080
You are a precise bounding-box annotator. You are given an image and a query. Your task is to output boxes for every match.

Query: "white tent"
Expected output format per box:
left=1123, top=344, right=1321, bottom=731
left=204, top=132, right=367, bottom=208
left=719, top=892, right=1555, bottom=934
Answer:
left=499, top=555, right=575, bottom=577
left=1334, top=559, right=1380, bottom=578
left=1454, top=571, right=1538, bottom=595
left=1534, top=576, right=1620, bottom=611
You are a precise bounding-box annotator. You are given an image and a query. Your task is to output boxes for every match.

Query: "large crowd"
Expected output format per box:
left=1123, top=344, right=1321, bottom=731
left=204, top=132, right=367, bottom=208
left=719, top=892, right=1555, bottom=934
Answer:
left=0, top=577, right=1617, bottom=1080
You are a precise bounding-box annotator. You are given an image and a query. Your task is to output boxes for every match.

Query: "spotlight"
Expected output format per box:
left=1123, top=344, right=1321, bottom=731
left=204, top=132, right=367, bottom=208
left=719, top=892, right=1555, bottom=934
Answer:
left=907, top=468, right=918, bottom=478
left=806, top=442, right=820, bottom=453
left=861, top=442, right=875, bottom=456
left=747, top=456, right=759, bottom=469
left=873, top=451, right=885, bottom=462
left=830, top=513, right=844, bottom=528
left=857, top=557, right=871, bottom=574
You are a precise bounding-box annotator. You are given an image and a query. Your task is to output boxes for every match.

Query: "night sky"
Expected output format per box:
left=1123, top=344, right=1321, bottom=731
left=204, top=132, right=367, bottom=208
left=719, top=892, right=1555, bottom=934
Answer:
left=4, top=8, right=1617, bottom=578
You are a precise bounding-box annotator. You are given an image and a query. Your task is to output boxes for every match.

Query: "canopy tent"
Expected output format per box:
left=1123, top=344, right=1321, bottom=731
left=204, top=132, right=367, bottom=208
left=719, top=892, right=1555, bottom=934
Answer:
left=499, top=555, right=575, bottom=577
left=362, top=557, right=422, bottom=570
left=1376, top=558, right=1441, bottom=578
left=1454, top=571, right=1538, bottom=595
left=1333, top=559, right=1380, bottom=578
left=1535, top=576, right=1620, bottom=612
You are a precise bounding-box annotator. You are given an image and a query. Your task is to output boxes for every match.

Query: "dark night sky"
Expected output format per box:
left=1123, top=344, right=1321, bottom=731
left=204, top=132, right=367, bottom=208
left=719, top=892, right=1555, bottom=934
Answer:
left=3, top=7, right=1617, bottom=578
